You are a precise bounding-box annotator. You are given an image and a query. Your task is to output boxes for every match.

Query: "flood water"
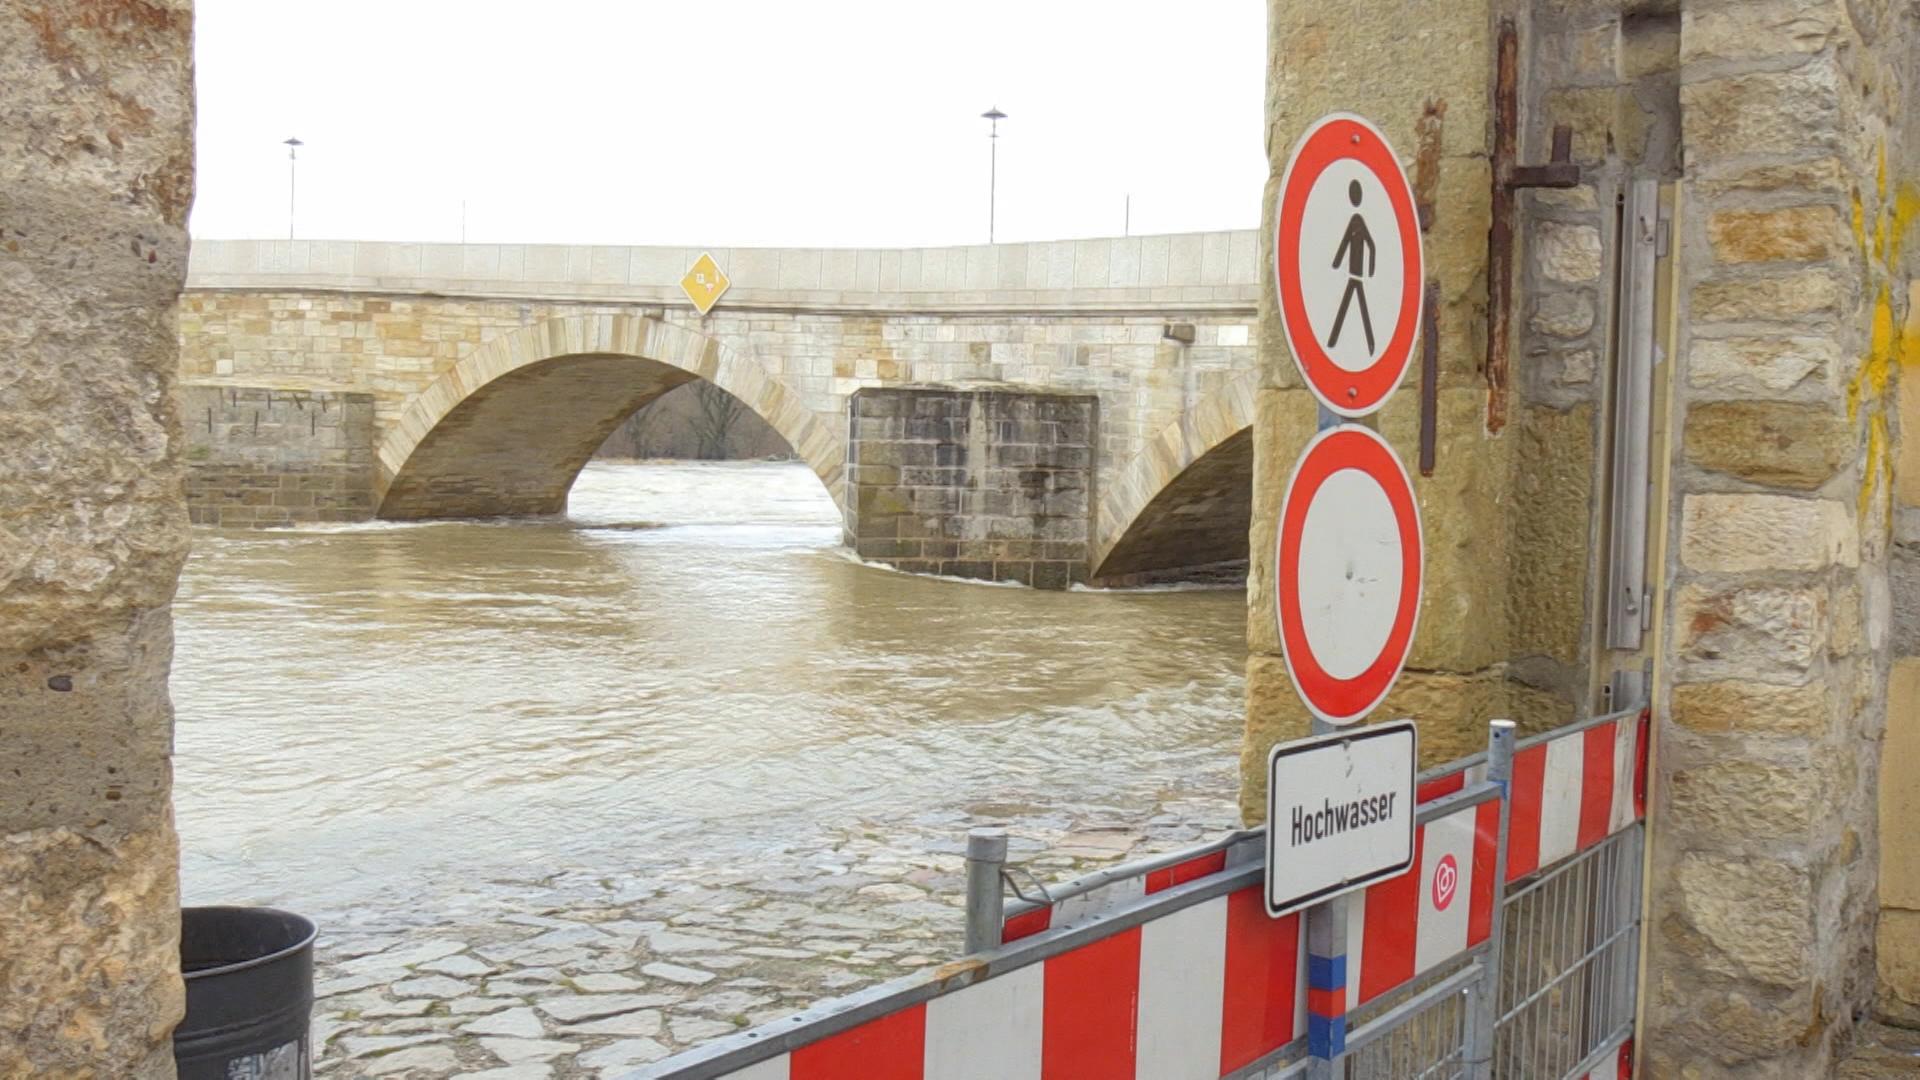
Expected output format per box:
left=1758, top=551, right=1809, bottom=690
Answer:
left=172, top=461, right=1248, bottom=923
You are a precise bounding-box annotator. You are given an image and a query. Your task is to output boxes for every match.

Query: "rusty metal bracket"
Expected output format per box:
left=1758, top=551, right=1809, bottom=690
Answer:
left=1419, top=279, right=1440, bottom=477
left=1508, top=126, right=1582, bottom=191
left=1486, top=19, right=1587, bottom=435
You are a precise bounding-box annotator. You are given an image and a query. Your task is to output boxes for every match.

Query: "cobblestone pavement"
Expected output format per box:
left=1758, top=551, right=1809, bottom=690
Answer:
left=309, top=798, right=1240, bottom=1078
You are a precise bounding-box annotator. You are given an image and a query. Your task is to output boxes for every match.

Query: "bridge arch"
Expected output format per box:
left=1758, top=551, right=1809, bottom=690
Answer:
left=1090, top=371, right=1258, bottom=584
left=375, top=314, right=844, bottom=520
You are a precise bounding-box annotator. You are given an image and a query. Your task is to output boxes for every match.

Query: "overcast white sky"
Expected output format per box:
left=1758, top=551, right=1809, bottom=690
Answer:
left=189, top=1, right=1267, bottom=249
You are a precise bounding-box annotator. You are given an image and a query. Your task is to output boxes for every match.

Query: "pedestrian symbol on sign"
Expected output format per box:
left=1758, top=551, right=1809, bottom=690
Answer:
left=1328, top=180, right=1377, bottom=353
left=1272, top=112, right=1424, bottom=417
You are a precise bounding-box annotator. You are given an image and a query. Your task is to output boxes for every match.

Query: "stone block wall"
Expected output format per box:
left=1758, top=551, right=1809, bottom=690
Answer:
left=1643, top=4, right=1910, bottom=1074
left=180, top=385, right=377, bottom=526
left=0, top=1, right=196, bottom=1075
left=846, top=387, right=1096, bottom=589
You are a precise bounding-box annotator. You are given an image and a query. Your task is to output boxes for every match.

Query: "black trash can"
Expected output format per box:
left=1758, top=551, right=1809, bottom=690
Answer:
left=175, top=906, right=318, bottom=1080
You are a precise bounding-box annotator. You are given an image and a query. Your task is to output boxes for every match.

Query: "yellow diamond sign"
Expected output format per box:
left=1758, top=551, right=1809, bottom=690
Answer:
left=680, top=252, right=730, bottom=315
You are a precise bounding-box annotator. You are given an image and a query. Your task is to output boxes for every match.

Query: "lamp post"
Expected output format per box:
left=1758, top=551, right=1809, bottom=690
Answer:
left=282, top=137, right=303, bottom=240
left=980, top=106, right=1006, bottom=244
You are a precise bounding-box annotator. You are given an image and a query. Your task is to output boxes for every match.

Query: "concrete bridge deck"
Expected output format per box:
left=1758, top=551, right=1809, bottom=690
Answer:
left=178, top=233, right=1262, bottom=586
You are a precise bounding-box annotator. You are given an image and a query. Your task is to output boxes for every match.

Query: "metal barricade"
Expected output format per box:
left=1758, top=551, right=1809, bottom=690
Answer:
left=625, top=706, right=1648, bottom=1080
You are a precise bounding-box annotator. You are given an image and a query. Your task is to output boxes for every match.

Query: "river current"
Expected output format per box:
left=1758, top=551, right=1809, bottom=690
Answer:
left=172, top=460, right=1248, bottom=925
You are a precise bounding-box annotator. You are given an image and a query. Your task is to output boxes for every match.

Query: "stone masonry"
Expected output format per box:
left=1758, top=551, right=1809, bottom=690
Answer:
left=175, top=237, right=1260, bottom=584
left=0, top=1, right=196, bottom=1076
left=180, top=386, right=376, bottom=526
left=845, top=388, right=1096, bottom=588
left=1253, top=0, right=1918, bottom=1075
left=1647, top=3, right=1910, bottom=1074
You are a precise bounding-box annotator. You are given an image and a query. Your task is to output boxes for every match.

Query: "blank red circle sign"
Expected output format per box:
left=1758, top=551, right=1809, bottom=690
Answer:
left=1275, top=425, right=1423, bottom=726
left=1274, top=113, right=1424, bottom=418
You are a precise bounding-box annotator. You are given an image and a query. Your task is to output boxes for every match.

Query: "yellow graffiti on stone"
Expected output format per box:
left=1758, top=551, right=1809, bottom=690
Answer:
left=1843, top=147, right=1920, bottom=521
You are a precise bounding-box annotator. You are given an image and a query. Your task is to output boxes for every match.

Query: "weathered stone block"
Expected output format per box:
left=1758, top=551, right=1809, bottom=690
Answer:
left=1671, top=853, right=1814, bottom=989
left=1674, top=583, right=1825, bottom=681
left=1698, top=157, right=1852, bottom=200
left=1878, top=909, right=1920, bottom=1025
left=0, top=817, right=185, bottom=1078
left=1681, top=61, right=1846, bottom=163
left=1530, top=290, right=1597, bottom=338
left=1543, top=85, right=1653, bottom=163
left=1690, top=269, right=1845, bottom=325
left=1708, top=206, right=1847, bottom=264
left=1687, top=336, right=1835, bottom=395
left=1670, top=680, right=1830, bottom=738
left=1669, top=750, right=1835, bottom=845
left=1880, top=661, right=1920, bottom=910
left=1508, top=405, right=1594, bottom=665
left=1681, top=0, right=1846, bottom=65
left=1683, top=401, right=1849, bottom=489
left=1533, top=222, right=1604, bottom=283
left=1680, top=493, right=1857, bottom=572
left=1645, top=982, right=1824, bottom=1073
left=1620, top=10, right=1679, bottom=77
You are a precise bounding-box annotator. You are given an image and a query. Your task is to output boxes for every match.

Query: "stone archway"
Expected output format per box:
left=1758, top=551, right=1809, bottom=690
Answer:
left=375, top=314, right=845, bottom=519
left=1091, top=371, right=1258, bottom=582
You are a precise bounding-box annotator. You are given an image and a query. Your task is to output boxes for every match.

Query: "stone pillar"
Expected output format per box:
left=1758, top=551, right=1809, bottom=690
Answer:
left=0, top=2, right=196, bottom=1076
left=1645, top=2, right=1907, bottom=1074
left=180, top=386, right=378, bottom=526
left=1247, top=0, right=1511, bottom=817
left=845, top=387, right=1095, bottom=588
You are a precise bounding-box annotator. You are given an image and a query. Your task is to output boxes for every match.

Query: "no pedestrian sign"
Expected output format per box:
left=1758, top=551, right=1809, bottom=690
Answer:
left=1274, top=113, right=1424, bottom=418
left=1265, top=721, right=1417, bottom=918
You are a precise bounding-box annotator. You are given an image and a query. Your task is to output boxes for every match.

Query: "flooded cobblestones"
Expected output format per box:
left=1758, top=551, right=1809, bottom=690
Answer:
left=307, top=800, right=1239, bottom=1077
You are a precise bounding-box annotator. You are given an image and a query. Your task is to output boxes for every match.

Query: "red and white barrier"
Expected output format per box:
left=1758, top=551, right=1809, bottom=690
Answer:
left=1578, top=1039, right=1633, bottom=1079
left=1504, top=711, right=1646, bottom=881
left=1344, top=800, right=1500, bottom=1010
left=670, top=712, right=1651, bottom=1080
left=705, top=884, right=1304, bottom=1080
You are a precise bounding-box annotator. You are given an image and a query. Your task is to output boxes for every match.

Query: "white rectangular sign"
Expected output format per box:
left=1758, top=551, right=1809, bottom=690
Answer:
left=1265, top=720, right=1417, bottom=918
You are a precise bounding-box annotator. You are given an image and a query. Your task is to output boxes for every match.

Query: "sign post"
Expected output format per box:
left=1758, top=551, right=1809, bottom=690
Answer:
left=1269, top=111, right=1426, bottom=1076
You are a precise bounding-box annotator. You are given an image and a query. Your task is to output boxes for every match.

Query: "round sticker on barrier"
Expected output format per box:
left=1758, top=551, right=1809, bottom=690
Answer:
left=1274, top=424, right=1423, bottom=726
left=1432, top=853, right=1459, bottom=912
left=1273, top=112, right=1425, bottom=418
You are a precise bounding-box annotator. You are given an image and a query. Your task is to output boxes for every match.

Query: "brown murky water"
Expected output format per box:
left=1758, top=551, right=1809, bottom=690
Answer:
left=171, top=461, right=1248, bottom=923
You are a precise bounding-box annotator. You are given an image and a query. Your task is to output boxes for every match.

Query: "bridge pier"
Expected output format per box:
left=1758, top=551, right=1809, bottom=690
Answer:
left=181, top=385, right=377, bottom=526
left=845, top=387, right=1097, bottom=589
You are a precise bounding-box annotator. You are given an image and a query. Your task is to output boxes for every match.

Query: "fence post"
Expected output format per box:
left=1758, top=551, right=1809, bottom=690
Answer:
left=964, top=827, right=1008, bottom=955
left=1466, top=719, right=1517, bottom=1080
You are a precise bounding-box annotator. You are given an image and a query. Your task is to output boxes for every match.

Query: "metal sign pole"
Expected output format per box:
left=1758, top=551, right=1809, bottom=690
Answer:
left=1303, top=402, right=1349, bottom=1077
left=963, top=827, right=1008, bottom=955
left=1465, top=719, right=1516, bottom=1079
left=1304, top=763, right=1350, bottom=1077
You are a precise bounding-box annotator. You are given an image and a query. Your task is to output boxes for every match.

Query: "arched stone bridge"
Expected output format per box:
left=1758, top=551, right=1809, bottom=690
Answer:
left=178, top=234, right=1259, bottom=586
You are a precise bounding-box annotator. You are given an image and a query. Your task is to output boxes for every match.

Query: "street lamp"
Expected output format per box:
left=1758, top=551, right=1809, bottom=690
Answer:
left=282, top=137, right=303, bottom=240
left=980, top=106, right=1006, bottom=244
